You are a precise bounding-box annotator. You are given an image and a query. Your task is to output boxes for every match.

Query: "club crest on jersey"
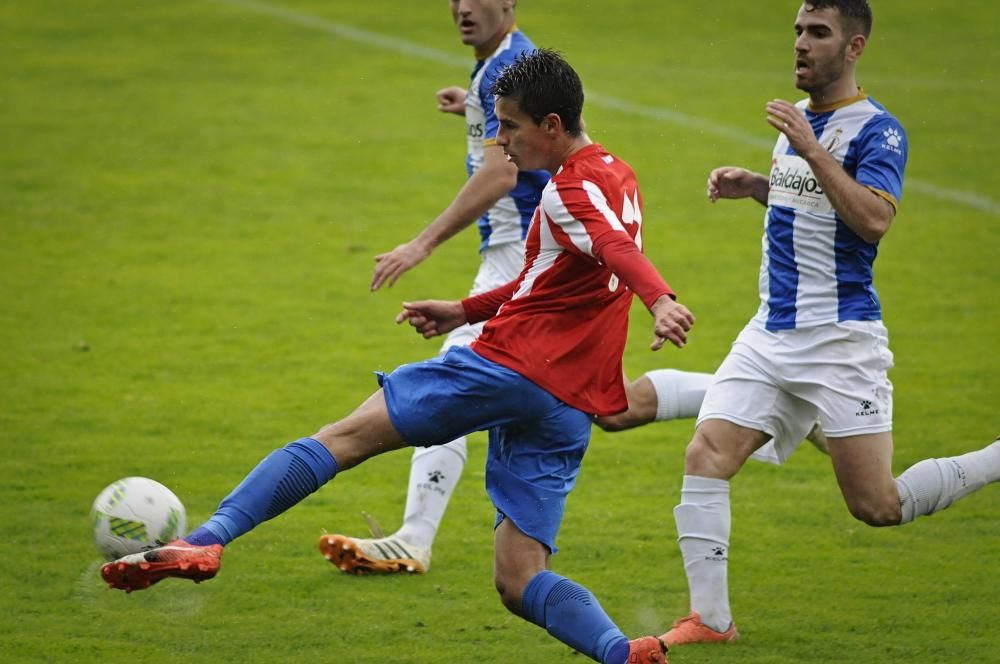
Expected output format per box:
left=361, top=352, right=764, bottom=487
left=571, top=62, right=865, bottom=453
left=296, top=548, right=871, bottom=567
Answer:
left=824, top=128, right=843, bottom=152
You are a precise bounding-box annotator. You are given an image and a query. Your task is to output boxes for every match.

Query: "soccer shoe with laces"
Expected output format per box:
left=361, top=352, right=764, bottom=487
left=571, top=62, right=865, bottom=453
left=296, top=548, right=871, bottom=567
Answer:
left=627, top=636, right=669, bottom=663
left=318, top=533, right=430, bottom=575
left=100, top=540, right=223, bottom=593
left=660, top=611, right=739, bottom=646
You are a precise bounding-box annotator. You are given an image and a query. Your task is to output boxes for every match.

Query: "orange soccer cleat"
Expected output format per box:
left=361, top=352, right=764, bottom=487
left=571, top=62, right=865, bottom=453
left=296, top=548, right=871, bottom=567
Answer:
left=318, top=533, right=430, bottom=575
left=627, top=635, right=669, bottom=663
left=101, top=540, right=223, bottom=593
left=660, top=611, right=739, bottom=646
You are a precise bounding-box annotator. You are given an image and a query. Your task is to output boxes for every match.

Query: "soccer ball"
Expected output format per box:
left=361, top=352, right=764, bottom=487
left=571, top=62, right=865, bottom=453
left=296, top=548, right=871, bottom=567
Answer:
left=91, top=477, right=187, bottom=561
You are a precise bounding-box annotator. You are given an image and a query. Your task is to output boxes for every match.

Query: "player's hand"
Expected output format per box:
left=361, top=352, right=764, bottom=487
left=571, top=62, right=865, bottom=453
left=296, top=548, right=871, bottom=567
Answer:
left=371, top=240, right=432, bottom=291
left=766, top=99, right=821, bottom=158
left=707, top=166, right=759, bottom=202
left=396, top=300, right=467, bottom=339
left=649, top=295, right=695, bottom=350
left=436, top=86, right=467, bottom=115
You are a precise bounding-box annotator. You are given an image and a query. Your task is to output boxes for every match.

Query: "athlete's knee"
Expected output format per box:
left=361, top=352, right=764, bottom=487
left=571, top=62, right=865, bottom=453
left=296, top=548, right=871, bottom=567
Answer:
left=845, top=495, right=901, bottom=527
left=684, top=424, right=752, bottom=478
left=312, top=417, right=389, bottom=470
left=493, top=571, right=525, bottom=615
left=313, top=418, right=363, bottom=448
left=685, top=433, right=720, bottom=474
left=312, top=420, right=362, bottom=468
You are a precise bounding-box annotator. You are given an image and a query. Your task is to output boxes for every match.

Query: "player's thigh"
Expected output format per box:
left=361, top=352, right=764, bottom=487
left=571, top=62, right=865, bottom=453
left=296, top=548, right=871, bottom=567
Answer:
left=486, top=400, right=592, bottom=556
left=828, top=431, right=900, bottom=525
left=697, top=338, right=817, bottom=466
left=314, top=389, right=408, bottom=470
left=801, top=321, right=894, bottom=438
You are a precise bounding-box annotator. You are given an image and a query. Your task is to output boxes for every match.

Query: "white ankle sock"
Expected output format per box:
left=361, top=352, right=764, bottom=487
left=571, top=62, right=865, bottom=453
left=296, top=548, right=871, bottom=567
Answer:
left=895, top=439, right=1000, bottom=524
left=394, top=437, right=468, bottom=548
left=674, top=474, right=733, bottom=632
left=645, top=370, right=714, bottom=421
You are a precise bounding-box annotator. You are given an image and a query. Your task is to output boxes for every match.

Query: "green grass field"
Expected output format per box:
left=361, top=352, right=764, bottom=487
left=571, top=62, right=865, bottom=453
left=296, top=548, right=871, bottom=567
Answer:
left=2, top=1, right=997, bottom=662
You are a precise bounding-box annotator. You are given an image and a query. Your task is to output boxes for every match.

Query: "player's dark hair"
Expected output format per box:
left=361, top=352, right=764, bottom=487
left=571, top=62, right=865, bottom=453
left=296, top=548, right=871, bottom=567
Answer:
left=805, top=0, right=873, bottom=38
left=490, top=49, right=584, bottom=136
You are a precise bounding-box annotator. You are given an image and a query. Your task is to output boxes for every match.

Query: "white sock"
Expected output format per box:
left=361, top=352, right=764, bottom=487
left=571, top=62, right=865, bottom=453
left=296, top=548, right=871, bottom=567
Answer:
left=645, top=369, right=714, bottom=421
left=895, top=439, right=1000, bottom=524
left=674, top=475, right=733, bottom=632
left=394, top=437, right=468, bottom=549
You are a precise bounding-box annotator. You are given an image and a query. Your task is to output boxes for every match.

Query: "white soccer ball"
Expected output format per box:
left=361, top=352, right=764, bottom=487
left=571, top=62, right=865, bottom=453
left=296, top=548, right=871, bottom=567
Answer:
left=91, top=477, right=187, bottom=561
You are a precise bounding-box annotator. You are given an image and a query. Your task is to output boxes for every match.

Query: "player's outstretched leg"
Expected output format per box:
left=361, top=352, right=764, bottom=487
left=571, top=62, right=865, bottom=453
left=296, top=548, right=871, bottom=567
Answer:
left=101, top=436, right=341, bottom=592
left=318, top=437, right=467, bottom=574
left=895, top=436, right=1000, bottom=523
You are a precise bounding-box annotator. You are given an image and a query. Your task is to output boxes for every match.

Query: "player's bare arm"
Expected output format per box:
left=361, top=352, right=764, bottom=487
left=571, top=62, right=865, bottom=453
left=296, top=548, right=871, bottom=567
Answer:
left=766, top=99, right=894, bottom=243
left=396, top=299, right=467, bottom=339
left=371, top=145, right=518, bottom=291
left=649, top=294, right=694, bottom=350
left=707, top=167, right=769, bottom=206
left=436, top=86, right=467, bottom=115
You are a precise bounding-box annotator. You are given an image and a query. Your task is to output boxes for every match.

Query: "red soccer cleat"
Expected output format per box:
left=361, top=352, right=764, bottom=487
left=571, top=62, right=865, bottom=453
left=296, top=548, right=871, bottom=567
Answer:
left=101, top=540, right=222, bottom=593
left=627, top=636, right=669, bottom=663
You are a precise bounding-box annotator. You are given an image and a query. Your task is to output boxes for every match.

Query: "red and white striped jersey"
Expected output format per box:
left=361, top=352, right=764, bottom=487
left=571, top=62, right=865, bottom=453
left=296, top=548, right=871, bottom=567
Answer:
left=463, top=143, right=674, bottom=416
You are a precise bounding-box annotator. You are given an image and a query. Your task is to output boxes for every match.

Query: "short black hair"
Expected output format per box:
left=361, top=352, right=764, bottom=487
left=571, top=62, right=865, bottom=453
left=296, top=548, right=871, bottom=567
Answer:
left=490, top=49, right=584, bottom=136
left=804, top=0, right=873, bottom=38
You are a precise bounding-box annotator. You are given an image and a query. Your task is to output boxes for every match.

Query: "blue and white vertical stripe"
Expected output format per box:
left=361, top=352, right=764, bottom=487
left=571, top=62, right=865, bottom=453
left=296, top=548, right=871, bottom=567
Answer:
left=755, top=95, right=907, bottom=330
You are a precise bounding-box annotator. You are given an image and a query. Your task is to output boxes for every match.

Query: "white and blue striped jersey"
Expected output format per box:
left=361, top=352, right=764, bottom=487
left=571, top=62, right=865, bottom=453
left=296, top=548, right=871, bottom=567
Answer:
left=465, top=30, right=549, bottom=252
left=754, top=92, right=907, bottom=331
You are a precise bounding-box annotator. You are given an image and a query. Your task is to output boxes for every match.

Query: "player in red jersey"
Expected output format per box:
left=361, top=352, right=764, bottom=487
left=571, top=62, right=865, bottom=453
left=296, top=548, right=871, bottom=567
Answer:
left=101, top=50, right=683, bottom=664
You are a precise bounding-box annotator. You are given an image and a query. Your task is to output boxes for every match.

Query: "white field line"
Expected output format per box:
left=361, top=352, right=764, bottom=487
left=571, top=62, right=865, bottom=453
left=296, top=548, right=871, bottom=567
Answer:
left=215, top=0, right=1000, bottom=217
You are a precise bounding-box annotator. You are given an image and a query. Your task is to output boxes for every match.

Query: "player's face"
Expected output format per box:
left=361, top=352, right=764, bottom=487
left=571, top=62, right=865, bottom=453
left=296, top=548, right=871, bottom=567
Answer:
left=793, top=4, right=852, bottom=95
left=494, top=96, right=551, bottom=171
left=450, top=0, right=511, bottom=50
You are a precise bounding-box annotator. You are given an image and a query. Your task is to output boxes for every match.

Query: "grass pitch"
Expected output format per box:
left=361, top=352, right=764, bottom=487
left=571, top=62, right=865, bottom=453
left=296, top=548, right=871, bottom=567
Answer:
left=1, top=1, right=997, bottom=662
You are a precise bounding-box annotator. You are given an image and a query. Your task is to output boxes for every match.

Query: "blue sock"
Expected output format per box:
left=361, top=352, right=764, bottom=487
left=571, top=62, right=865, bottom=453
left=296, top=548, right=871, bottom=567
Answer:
left=184, top=437, right=338, bottom=547
left=520, top=570, right=629, bottom=664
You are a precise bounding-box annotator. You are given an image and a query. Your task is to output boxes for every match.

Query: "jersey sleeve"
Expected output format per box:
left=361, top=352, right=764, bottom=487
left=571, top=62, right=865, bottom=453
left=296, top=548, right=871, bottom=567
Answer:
left=461, top=279, right=517, bottom=324
left=597, top=234, right=675, bottom=308
left=854, top=114, right=907, bottom=209
left=541, top=177, right=674, bottom=307
left=539, top=178, right=633, bottom=259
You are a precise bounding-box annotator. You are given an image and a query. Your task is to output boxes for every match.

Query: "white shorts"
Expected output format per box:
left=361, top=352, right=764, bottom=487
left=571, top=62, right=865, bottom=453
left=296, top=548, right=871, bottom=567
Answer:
left=440, top=241, right=525, bottom=352
left=698, top=320, right=894, bottom=464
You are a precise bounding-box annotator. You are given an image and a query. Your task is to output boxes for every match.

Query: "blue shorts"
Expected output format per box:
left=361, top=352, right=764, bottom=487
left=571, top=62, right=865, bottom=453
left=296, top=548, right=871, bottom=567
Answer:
left=378, top=346, right=592, bottom=553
